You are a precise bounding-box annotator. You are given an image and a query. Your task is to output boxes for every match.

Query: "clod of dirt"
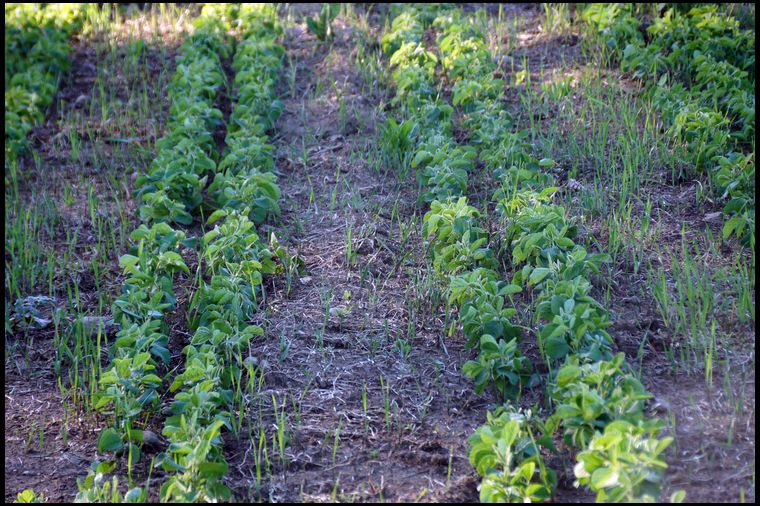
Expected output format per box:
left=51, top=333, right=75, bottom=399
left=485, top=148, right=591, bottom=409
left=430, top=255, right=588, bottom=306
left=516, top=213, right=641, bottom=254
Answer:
left=10, top=295, right=57, bottom=330
left=140, top=430, right=163, bottom=452
left=648, top=396, right=672, bottom=415
left=74, top=316, right=118, bottom=337
left=244, top=355, right=269, bottom=370
left=74, top=94, right=89, bottom=108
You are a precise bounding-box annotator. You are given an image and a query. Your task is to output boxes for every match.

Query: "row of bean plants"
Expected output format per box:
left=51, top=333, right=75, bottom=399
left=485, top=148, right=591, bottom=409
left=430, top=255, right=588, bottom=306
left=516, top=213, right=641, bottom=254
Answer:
left=581, top=3, right=755, bottom=246
left=5, top=3, right=87, bottom=158
left=74, top=6, right=233, bottom=502
left=155, top=4, right=285, bottom=502
left=74, top=4, right=286, bottom=501
left=383, top=4, right=684, bottom=502
left=383, top=5, right=557, bottom=501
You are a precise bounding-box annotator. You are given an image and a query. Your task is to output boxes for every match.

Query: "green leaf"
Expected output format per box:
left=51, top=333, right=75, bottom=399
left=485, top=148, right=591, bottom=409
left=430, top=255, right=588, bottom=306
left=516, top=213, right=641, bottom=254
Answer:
left=207, top=209, right=228, bottom=224
left=499, top=419, right=520, bottom=447
left=141, top=373, right=163, bottom=385
left=529, top=267, right=550, bottom=285
left=95, top=460, right=118, bottom=474
left=538, top=158, right=555, bottom=167
left=15, top=490, right=38, bottom=503
left=500, top=284, right=522, bottom=296
left=198, top=461, right=229, bottom=478
left=124, top=487, right=144, bottom=503
left=590, top=466, right=619, bottom=489
left=181, top=236, right=199, bottom=249
left=545, top=335, right=569, bottom=360
left=98, top=428, right=124, bottom=453
left=94, top=394, right=114, bottom=410
left=556, top=365, right=580, bottom=388
left=722, top=215, right=743, bottom=240
left=119, top=254, right=140, bottom=270
left=151, top=343, right=171, bottom=364
left=479, top=334, right=499, bottom=353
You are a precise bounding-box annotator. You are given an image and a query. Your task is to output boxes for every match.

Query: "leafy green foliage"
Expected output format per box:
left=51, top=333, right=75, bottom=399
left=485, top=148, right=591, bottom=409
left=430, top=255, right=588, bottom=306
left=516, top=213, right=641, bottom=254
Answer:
left=574, top=420, right=674, bottom=503
left=5, top=3, right=86, bottom=157
left=422, top=197, right=495, bottom=275
left=448, top=268, right=521, bottom=348
left=535, top=277, right=613, bottom=363
left=134, top=19, right=228, bottom=225
left=75, top=6, right=288, bottom=503
left=581, top=3, right=755, bottom=245
left=209, top=172, right=281, bottom=225
left=463, top=335, right=534, bottom=401
left=14, top=489, right=46, bottom=503
left=112, top=223, right=188, bottom=325
left=159, top=416, right=231, bottom=503
left=381, top=11, right=424, bottom=56
left=499, top=191, right=575, bottom=268
left=306, top=3, right=340, bottom=41
left=96, top=353, right=162, bottom=426
left=149, top=8, right=287, bottom=502
left=469, top=407, right=557, bottom=503
left=548, top=354, right=650, bottom=448
left=75, top=460, right=145, bottom=503
left=715, top=152, right=755, bottom=245
left=202, top=210, right=276, bottom=276
left=385, top=4, right=682, bottom=503
left=579, top=3, right=642, bottom=57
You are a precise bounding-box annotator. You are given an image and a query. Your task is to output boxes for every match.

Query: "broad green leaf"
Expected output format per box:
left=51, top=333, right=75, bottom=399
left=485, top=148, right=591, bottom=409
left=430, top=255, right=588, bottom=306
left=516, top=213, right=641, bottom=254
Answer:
left=590, top=466, right=619, bottom=489
left=529, top=267, right=550, bottom=285
left=98, top=428, right=124, bottom=453
left=545, top=335, right=570, bottom=359
left=198, top=461, right=228, bottom=478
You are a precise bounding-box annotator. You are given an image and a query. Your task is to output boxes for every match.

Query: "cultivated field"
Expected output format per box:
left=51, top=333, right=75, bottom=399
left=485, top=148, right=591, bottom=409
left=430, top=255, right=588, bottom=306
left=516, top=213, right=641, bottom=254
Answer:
left=5, top=3, right=755, bottom=503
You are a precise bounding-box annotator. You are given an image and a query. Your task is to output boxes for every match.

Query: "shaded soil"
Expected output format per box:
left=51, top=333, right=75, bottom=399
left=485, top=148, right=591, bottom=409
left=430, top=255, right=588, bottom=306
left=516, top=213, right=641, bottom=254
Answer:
left=222, top=7, right=487, bottom=502
left=5, top=337, right=97, bottom=502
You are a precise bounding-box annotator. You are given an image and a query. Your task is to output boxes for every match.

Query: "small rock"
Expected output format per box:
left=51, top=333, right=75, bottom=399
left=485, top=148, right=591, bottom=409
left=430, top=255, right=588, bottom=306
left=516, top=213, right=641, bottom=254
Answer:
left=299, top=276, right=312, bottom=285
left=649, top=397, right=672, bottom=414
left=74, top=94, right=89, bottom=108
left=329, top=306, right=349, bottom=318
left=77, top=316, right=117, bottom=337
left=141, top=430, right=163, bottom=452
left=703, top=212, right=723, bottom=223
left=15, top=295, right=55, bottom=313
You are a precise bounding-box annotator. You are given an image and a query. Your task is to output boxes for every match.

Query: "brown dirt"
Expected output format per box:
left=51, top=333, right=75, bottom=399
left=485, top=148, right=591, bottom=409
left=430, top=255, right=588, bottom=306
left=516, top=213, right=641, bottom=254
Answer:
left=652, top=368, right=755, bottom=503
left=4, top=308, right=101, bottom=502
left=221, top=8, right=491, bottom=502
